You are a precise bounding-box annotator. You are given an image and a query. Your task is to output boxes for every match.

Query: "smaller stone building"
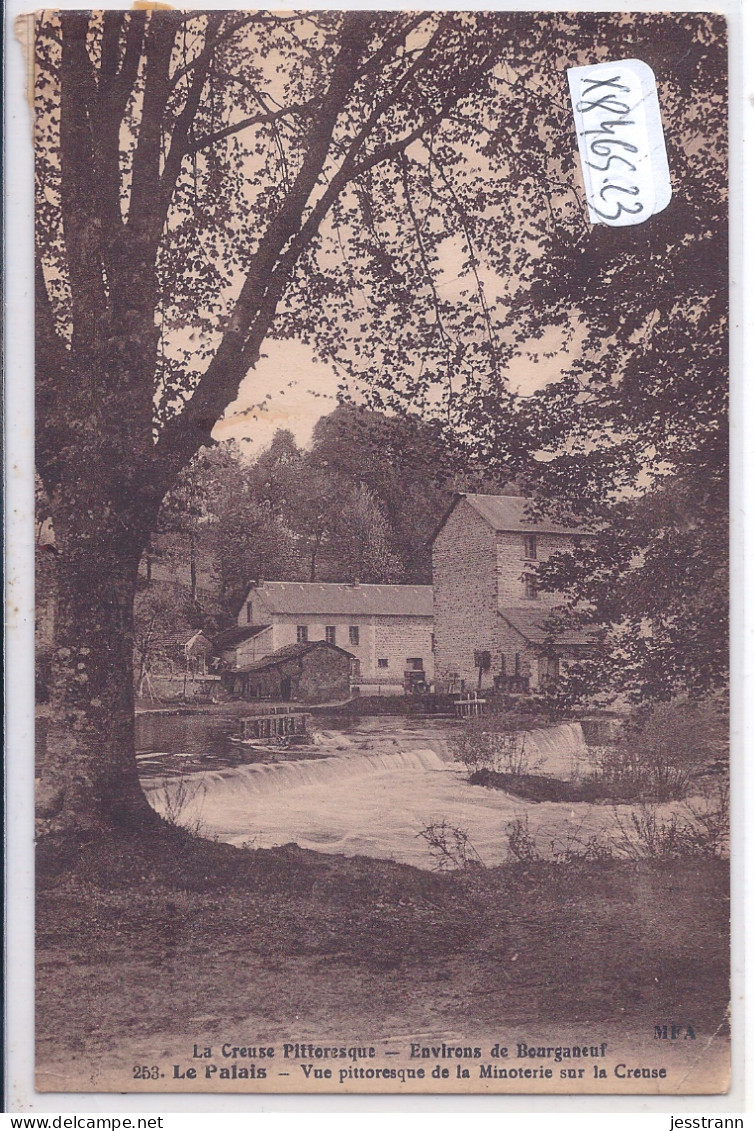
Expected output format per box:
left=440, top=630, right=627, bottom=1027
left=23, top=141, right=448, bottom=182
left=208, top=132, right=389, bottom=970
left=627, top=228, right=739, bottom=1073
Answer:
left=222, top=640, right=356, bottom=703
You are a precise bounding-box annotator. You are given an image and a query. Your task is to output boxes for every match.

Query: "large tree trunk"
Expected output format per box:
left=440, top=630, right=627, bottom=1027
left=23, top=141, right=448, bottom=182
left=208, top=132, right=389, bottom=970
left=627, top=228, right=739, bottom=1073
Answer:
left=37, top=504, right=160, bottom=833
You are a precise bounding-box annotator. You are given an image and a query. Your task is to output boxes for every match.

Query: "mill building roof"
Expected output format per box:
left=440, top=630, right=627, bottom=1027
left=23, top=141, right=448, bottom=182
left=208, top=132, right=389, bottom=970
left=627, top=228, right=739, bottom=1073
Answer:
left=213, top=625, right=270, bottom=649
left=498, top=608, right=599, bottom=647
left=431, top=494, right=592, bottom=541
left=245, top=581, right=433, bottom=618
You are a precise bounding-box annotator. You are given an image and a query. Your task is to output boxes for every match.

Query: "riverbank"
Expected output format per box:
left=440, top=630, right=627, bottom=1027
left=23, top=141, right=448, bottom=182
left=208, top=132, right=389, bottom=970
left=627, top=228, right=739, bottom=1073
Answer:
left=36, top=825, right=730, bottom=1093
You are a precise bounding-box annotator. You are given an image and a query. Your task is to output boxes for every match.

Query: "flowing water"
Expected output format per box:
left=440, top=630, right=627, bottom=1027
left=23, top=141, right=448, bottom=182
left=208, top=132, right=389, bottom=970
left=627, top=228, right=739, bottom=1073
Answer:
left=137, top=713, right=649, bottom=869
left=521, top=721, right=592, bottom=778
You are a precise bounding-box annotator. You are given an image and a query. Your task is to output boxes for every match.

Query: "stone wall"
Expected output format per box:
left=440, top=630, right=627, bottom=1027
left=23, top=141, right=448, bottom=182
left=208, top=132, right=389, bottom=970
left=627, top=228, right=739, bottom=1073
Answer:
left=232, top=648, right=351, bottom=704
left=144, top=674, right=223, bottom=702
left=432, top=499, right=500, bottom=690
left=495, top=530, right=581, bottom=609
left=297, top=648, right=352, bottom=703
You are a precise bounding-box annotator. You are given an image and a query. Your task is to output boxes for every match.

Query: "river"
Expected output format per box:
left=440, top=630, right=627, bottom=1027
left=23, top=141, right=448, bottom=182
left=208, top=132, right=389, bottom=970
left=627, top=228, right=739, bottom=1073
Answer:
left=136, top=712, right=654, bottom=869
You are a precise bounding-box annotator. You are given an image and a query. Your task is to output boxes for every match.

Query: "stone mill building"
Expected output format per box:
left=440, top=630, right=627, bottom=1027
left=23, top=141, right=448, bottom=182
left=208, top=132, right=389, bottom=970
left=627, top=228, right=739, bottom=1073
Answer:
left=430, top=494, right=597, bottom=694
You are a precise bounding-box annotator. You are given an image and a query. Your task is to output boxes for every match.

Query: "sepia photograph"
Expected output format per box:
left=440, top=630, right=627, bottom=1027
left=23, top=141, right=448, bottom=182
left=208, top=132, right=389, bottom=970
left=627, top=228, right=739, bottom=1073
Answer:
left=28, top=6, right=729, bottom=1096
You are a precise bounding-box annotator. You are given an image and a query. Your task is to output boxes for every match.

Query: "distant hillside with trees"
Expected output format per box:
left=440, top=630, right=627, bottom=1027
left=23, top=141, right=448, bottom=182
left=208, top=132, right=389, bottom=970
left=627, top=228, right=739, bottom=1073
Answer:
left=145, top=403, right=514, bottom=622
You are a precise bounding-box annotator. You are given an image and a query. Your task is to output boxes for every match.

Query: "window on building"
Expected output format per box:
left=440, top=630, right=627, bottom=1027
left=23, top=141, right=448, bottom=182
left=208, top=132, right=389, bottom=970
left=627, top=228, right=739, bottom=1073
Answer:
left=246, top=602, right=252, bottom=624
left=524, top=534, right=538, bottom=560
left=325, top=626, right=336, bottom=645
left=406, top=657, right=424, bottom=671
left=349, top=625, right=360, bottom=645
left=377, top=658, right=389, bottom=669
left=538, top=654, right=560, bottom=686
left=524, top=574, right=538, bottom=600
left=296, top=625, right=308, bottom=643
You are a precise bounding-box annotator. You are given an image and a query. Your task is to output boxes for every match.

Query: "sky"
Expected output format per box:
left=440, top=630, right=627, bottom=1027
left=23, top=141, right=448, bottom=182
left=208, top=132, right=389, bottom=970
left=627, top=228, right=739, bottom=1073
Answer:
left=211, top=340, right=341, bottom=452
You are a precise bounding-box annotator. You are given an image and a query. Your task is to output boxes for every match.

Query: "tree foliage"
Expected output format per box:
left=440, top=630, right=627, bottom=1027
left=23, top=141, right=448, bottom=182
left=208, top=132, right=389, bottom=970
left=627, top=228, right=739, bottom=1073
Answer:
left=455, top=13, right=727, bottom=704
left=155, top=405, right=512, bottom=614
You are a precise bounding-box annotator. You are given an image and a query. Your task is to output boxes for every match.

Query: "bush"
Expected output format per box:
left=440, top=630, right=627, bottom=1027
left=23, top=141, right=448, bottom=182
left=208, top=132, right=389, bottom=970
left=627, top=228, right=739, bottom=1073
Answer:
left=503, top=784, right=730, bottom=865
left=505, top=814, right=540, bottom=863
left=593, top=743, right=692, bottom=801
left=449, top=712, right=546, bottom=776
left=593, top=697, right=727, bottom=802
left=150, top=771, right=208, bottom=837
left=417, top=820, right=485, bottom=871
left=612, top=786, right=729, bottom=860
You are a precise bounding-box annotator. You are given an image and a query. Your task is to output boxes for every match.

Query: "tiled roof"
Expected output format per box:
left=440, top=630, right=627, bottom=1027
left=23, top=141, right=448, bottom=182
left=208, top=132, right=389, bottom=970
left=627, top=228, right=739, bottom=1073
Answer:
left=463, top=494, right=588, bottom=535
left=237, top=640, right=353, bottom=673
left=247, top=581, right=433, bottom=618
left=431, top=494, right=590, bottom=540
left=213, top=625, right=270, bottom=649
left=499, top=608, right=598, bottom=647
left=151, top=632, right=210, bottom=649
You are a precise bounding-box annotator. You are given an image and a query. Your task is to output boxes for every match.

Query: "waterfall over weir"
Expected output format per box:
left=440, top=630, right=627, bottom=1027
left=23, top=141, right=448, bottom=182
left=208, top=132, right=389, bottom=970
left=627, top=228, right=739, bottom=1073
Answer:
left=522, top=722, right=589, bottom=777
left=141, top=720, right=606, bottom=869
left=143, top=746, right=446, bottom=801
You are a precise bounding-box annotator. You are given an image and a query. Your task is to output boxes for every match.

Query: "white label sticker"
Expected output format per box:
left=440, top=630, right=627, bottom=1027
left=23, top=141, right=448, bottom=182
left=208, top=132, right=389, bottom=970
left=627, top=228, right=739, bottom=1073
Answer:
left=567, top=59, right=671, bottom=227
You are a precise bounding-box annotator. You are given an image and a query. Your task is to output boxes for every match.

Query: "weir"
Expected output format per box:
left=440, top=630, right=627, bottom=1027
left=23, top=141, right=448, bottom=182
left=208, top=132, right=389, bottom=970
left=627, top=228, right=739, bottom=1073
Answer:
left=522, top=722, right=588, bottom=762
left=517, top=722, right=591, bottom=779
left=140, top=718, right=609, bottom=870
left=142, top=746, right=446, bottom=801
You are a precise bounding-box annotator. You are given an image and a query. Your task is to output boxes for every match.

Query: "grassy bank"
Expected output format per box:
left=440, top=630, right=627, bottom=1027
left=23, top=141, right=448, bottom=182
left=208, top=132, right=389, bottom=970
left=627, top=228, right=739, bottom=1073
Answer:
left=37, top=826, right=729, bottom=1064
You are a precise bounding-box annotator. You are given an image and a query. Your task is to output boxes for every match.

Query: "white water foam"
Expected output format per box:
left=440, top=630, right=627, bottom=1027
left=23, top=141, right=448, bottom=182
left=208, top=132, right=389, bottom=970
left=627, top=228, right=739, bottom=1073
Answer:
left=522, top=722, right=590, bottom=778
left=143, top=725, right=661, bottom=870
left=143, top=746, right=445, bottom=799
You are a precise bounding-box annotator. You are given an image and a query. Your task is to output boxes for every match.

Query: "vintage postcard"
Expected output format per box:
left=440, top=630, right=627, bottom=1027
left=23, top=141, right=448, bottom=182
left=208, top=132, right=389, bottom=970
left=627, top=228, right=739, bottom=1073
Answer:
left=28, top=6, right=730, bottom=1097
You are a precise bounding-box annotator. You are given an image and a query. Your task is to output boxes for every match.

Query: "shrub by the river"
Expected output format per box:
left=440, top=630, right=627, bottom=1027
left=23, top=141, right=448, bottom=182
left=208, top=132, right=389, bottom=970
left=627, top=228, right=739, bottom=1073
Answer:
left=449, top=711, right=547, bottom=776
left=500, top=780, right=729, bottom=867
left=595, top=697, right=727, bottom=802
left=151, top=771, right=208, bottom=837
left=612, top=784, right=729, bottom=860
left=416, top=819, right=485, bottom=871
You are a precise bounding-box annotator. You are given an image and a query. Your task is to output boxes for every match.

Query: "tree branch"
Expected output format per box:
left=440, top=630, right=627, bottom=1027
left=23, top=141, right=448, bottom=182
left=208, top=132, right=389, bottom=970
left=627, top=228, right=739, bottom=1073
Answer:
left=186, top=99, right=315, bottom=155
left=59, top=12, right=108, bottom=353
left=153, top=11, right=376, bottom=478
left=127, top=13, right=178, bottom=235
left=158, top=14, right=223, bottom=212
left=92, top=16, right=147, bottom=271
left=99, top=12, right=126, bottom=87
left=169, top=13, right=265, bottom=88
left=153, top=22, right=501, bottom=481
left=431, top=147, right=500, bottom=370
left=399, top=152, right=456, bottom=390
